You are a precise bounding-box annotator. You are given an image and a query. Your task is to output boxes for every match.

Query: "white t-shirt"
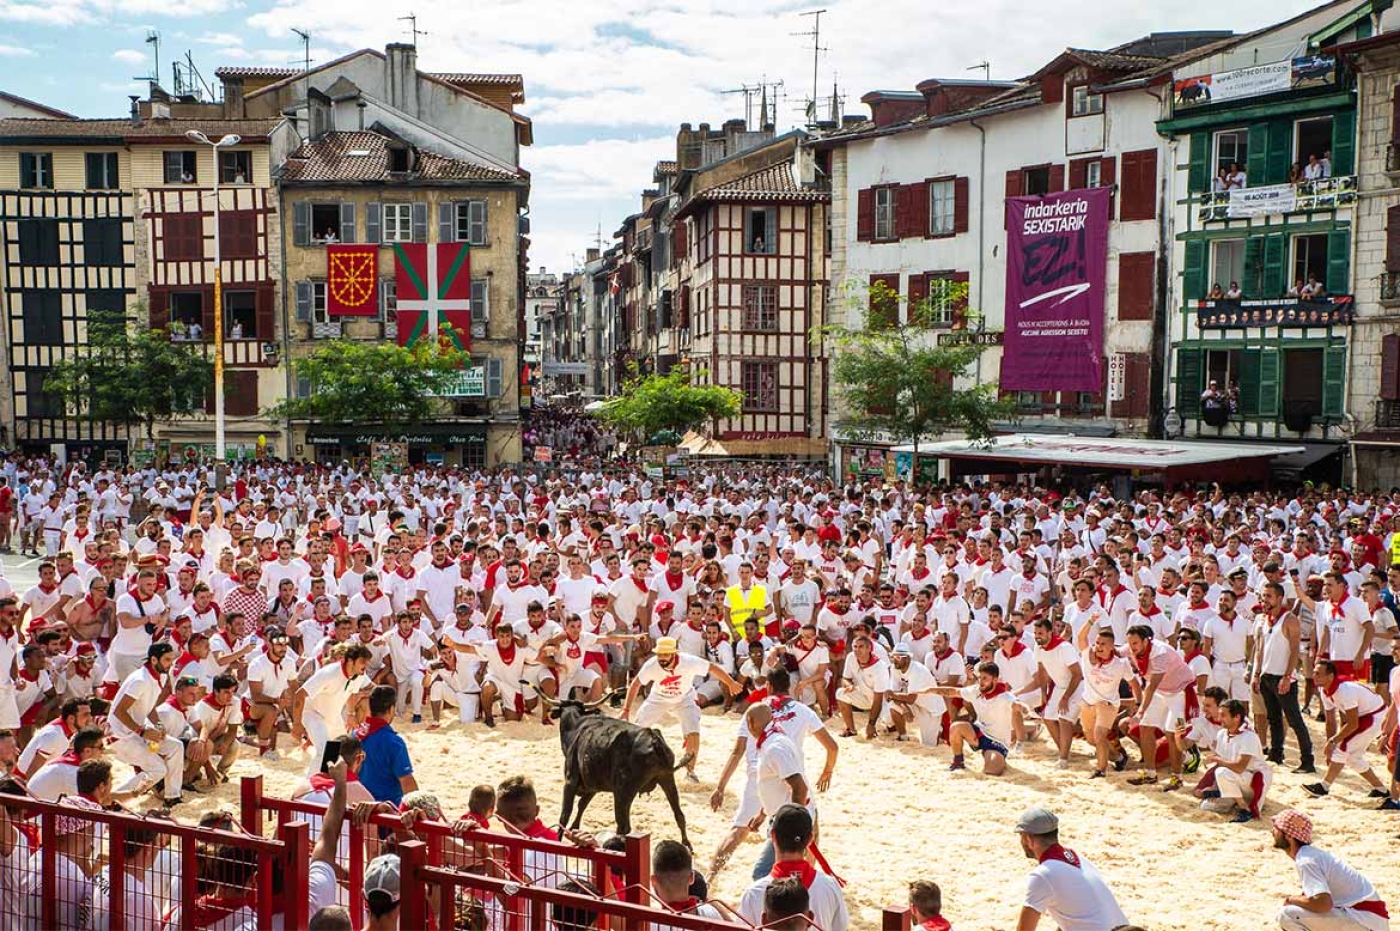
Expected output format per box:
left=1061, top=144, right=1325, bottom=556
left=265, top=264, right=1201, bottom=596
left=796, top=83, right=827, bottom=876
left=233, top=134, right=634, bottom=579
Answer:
left=246, top=652, right=297, bottom=700
left=110, top=664, right=164, bottom=739
left=755, top=728, right=806, bottom=817
left=636, top=652, right=710, bottom=703
left=739, top=870, right=848, bottom=931
left=111, top=591, right=166, bottom=656
left=1293, top=845, right=1382, bottom=911
left=1023, top=850, right=1129, bottom=931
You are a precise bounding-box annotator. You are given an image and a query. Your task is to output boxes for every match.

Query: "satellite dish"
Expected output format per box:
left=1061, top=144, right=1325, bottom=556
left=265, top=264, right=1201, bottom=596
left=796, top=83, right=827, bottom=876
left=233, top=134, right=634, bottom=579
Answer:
left=1163, top=409, right=1183, bottom=439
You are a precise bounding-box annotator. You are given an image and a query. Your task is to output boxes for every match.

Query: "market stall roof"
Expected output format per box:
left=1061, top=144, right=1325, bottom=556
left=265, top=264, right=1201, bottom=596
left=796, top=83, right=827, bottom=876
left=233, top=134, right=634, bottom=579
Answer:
left=889, top=434, right=1305, bottom=471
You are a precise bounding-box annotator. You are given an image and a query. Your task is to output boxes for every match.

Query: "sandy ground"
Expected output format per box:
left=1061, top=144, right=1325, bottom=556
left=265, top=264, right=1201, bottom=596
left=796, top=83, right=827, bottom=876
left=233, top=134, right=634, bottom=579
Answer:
left=131, top=705, right=1398, bottom=931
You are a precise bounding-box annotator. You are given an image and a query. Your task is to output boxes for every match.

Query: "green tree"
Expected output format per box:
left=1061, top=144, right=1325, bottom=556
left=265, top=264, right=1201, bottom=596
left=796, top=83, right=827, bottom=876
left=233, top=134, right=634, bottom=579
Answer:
left=820, top=279, right=1010, bottom=460
left=44, top=317, right=214, bottom=439
left=595, top=364, right=743, bottom=445
left=266, top=338, right=473, bottom=426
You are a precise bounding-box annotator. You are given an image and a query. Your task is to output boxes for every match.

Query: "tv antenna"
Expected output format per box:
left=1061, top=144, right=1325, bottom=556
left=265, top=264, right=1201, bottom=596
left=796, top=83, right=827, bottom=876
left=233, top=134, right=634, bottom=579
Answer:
left=135, top=30, right=160, bottom=83
left=793, top=9, right=828, bottom=126
left=967, top=60, right=991, bottom=80
left=399, top=13, right=428, bottom=47
left=290, top=28, right=312, bottom=74
left=721, top=79, right=784, bottom=130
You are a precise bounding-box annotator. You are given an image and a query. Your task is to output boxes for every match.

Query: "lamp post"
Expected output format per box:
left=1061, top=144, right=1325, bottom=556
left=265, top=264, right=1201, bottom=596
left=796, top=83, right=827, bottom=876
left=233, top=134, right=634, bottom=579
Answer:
left=184, top=130, right=242, bottom=460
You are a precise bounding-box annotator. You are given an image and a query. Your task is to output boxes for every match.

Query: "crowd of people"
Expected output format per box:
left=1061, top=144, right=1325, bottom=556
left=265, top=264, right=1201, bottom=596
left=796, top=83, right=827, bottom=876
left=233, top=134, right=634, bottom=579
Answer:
left=0, top=450, right=1396, bottom=928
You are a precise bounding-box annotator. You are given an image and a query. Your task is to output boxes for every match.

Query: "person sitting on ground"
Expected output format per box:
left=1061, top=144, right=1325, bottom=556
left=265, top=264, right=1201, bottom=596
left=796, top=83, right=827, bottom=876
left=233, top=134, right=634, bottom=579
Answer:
left=1272, top=808, right=1390, bottom=931
left=1197, top=698, right=1272, bottom=823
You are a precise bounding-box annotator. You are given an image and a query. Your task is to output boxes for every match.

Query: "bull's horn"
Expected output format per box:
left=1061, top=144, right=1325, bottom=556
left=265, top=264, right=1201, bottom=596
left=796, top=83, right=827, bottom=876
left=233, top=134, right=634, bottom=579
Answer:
left=520, top=679, right=559, bottom=707
left=582, top=689, right=619, bottom=710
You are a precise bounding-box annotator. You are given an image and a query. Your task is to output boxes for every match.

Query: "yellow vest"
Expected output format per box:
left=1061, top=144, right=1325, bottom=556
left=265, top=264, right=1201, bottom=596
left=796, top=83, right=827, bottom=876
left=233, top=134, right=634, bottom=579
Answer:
left=725, top=584, right=768, bottom=633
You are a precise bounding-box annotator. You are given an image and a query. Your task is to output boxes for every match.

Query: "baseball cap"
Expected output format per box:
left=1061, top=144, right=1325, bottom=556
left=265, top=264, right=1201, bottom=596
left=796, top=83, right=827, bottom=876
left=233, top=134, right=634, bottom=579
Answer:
left=455, top=603, right=472, bottom=613
left=1015, top=807, right=1059, bottom=835
left=655, top=600, right=675, bottom=614
left=892, top=643, right=912, bottom=656
left=654, top=636, right=678, bottom=655
left=363, top=854, right=401, bottom=903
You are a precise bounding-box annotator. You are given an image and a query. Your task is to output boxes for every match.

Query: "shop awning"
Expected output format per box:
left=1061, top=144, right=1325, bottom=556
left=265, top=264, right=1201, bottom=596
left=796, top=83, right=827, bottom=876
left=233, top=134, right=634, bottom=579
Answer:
left=890, top=433, right=1305, bottom=471
left=679, top=431, right=828, bottom=458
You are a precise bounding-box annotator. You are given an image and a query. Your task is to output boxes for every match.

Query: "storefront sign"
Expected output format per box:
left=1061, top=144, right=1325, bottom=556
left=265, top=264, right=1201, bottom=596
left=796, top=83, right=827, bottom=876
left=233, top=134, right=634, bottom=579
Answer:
left=1173, top=55, right=1336, bottom=111
left=435, top=367, right=486, bottom=398
left=1197, top=176, right=1356, bottom=222
left=1002, top=187, right=1111, bottom=394
left=936, top=330, right=1004, bottom=347
left=1195, top=295, right=1354, bottom=329
left=305, top=425, right=488, bottom=446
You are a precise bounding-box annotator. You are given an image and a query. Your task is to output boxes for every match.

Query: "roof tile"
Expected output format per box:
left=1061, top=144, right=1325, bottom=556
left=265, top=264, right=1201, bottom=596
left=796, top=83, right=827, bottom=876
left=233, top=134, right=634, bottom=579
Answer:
left=693, top=161, right=827, bottom=202
left=280, top=130, right=519, bottom=183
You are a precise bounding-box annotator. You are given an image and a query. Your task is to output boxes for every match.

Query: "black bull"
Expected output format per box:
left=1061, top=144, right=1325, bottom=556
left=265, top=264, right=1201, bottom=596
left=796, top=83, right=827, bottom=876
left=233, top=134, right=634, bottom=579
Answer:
left=528, top=685, right=694, bottom=848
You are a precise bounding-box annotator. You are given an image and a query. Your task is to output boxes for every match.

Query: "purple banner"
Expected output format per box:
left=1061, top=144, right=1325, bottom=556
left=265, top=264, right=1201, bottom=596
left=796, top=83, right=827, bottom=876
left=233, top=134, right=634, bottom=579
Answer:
left=1001, top=186, right=1111, bottom=393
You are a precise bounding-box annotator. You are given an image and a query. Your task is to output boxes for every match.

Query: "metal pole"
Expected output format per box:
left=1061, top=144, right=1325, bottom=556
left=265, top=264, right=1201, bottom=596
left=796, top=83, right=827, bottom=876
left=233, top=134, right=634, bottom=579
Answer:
left=212, top=145, right=225, bottom=460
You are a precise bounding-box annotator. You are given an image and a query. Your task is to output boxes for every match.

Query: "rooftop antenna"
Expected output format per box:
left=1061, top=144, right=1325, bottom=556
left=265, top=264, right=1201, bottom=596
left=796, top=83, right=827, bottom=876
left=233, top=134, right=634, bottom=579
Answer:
left=136, top=30, right=161, bottom=84
left=968, top=60, right=991, bottom=80
left=399, top=13, right=428, bottom=47
left=720, top=84, right=760, bottom=129
left=793, top=9, right=828, bottom=126
left=290, top=28, right=311, bottom=75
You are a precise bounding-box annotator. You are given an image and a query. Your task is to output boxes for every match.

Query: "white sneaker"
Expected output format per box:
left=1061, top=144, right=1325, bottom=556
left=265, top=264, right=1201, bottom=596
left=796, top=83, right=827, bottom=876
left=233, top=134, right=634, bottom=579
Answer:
left=1055, top=759, right=1072, bottom=770
left=1199, top=797, right=1235, bottom=814
left=262, top=749, right=281, bottom=762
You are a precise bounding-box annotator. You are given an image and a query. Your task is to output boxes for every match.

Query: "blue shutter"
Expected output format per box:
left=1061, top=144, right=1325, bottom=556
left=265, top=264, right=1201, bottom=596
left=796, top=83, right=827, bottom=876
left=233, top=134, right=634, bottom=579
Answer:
left=295, top=281, right=312, bottom=322
left=1322, top=343, right=1347, bottom=418
left=293, top=202, right=310, bottom=247
left=411, top=202, right=428, bottom=243
left=438, top=202, right=455, bottom=243
left=1238, top=348, right=1261, bottom=417
left=1257, top=348, right=1280, bottom=419
left=1176, top=348, right=1203, bottom=417
left=339, top=203, right=356, bottom=244
left=1183, top=240, right=1207, bottom=301
left=468, top=200, right=487, bottom=245
left=1188, top=133, right=1210, bottom=193
left=486, top=357, right=503, bottom=398
left=366, top=203, right=381, bottom=244
left=1331, top=110, right=1356, bottom=177
left=1327, top=228, right=1351, bottom=295
left=1246, top=124, right=1268, bottom=184
left=1266, top=121, right=1292, bottom=185
left=1263, top=234, right=1286, bottom=299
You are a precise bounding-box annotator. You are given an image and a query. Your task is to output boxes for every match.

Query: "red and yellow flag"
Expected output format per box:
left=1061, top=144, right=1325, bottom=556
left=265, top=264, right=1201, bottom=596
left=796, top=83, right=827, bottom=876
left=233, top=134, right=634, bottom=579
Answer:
left=326, top=244, right=378, bottom=317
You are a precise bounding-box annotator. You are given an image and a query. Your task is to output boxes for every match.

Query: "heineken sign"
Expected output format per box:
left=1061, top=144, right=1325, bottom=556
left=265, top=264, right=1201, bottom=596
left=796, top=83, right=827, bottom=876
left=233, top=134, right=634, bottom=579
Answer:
left=437, top=366, right=486, bottom=398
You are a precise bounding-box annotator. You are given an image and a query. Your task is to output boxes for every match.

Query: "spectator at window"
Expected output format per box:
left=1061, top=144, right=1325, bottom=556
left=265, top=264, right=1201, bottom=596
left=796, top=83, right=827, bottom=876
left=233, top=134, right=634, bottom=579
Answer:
left=1289, top=163, right=1303, bottom=184
left=1304, top=154, right=1324, bottom=182
left=230, top=321, right=244, bottom=339
left=1208, top=283, right=1224, bottom=300
left=320, top=228, right=338, bottom=244
left=1213, top=169, right=1230, bottom=193
left=1225, top=281, right=1242, bottom=300
left=1321, top=149, right=1332, bottom=178
left=1227, top=162, right=1247, bottom=189
left=188, top=321, right=202, bottom=341
left=1201, top=380, right=1227, bottom=413
left=1287, top=279, right=1302, bottom=298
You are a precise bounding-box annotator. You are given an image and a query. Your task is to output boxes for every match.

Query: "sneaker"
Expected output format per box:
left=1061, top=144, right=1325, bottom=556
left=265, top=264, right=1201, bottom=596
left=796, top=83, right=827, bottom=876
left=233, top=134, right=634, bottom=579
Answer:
left=1302, top=782, right=1330, bottom=798
left=1127, top=772, right=1158, bottom=786
left=1090, top=769, right=1106, bottom=779
left=1229, top=809, right=1256, bottom=823
left=1112, top=752, right=1129, bottom=772
left=1376, top=798, right=1400, bottom=811
left=1200, top=798, right=1235, bottom=813
left=483, top=716, right=496, bottom=728
left=949, top=758, right=966, bottom=772
left=411, top=715, right=422, bottom=724
left=1055, top=759, right=1072, bottom=770
left=1292, top=763, right=1317, bottom=775
left=1367, top=789, right=1389, bottom=799
left=165, top=796, right=184, bottom=807
left=1160, top=776, right=1183, bottom=792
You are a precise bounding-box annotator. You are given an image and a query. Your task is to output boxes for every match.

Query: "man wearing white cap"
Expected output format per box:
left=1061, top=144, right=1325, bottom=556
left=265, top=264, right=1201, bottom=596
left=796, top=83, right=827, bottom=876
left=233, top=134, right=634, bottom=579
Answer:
left=1014, top=806, right=1128, bottom=931
left=362, top=853, right=402, bottom=930
left=887, top=643, right=944, bottom=747
left=1272, top=808, right=1390, bottom=930
left=624, top=635, right=738, bottom=781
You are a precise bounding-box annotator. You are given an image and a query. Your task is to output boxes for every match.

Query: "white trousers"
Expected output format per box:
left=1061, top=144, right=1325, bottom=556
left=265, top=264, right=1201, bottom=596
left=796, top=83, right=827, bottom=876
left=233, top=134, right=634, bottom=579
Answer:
left=303, top=710, right=332, bottom=777
left=396, top=670, right=425, bottom=716
left=111, top=734, right=185, bottom=799
left=429, top=680, right=480, bottom=723
left=1277, top=904, right=1389, bottom=930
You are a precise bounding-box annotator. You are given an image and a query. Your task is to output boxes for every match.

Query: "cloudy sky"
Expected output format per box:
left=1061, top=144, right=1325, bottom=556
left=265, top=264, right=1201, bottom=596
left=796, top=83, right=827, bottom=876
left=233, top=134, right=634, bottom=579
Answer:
left=3, top=0, right=1323, bottom=273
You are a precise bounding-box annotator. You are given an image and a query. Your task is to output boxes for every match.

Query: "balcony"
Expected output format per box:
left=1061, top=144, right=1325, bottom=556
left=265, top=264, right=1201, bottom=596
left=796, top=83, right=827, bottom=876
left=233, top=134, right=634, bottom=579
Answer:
left=1377, top=399, right=1400, bottom=430
left=1197, top=175, right=1356, bottom=223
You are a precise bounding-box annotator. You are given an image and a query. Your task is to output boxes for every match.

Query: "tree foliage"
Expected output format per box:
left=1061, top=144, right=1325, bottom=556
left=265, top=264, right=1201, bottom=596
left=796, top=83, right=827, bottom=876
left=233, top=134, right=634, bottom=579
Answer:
left=266, top=338, right=473, bottom=426
left=594, top=365, right=743, bottom=444
left=44, top=317, right=214, bottom=439
left=820, top=279, right=1011, bottom=451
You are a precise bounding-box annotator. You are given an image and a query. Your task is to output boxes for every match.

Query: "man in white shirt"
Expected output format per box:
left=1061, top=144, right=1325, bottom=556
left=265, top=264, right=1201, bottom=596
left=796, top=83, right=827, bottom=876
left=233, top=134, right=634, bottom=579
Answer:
left=108, top=642, right=186, bottom=804
left=624, top=637, right=738, bottom=781
left=1303, top=660, right=1388, bottom=800
left=1272, top=808, right=1390, bottom=931
left=111, top=569, right=168, bottom=684
left=380, top=612, right=435, bottom=723
left=1021, top=618, right=1083, bottom=768
left=835, top=635, right=889, bottom=740
left=887, top=644, right=944, bottom=747
left=1014, top=807, right=1129, bottom=931
left=246, top=628, right=298, bottom=760
left=739, top=803, right=848, bottom=931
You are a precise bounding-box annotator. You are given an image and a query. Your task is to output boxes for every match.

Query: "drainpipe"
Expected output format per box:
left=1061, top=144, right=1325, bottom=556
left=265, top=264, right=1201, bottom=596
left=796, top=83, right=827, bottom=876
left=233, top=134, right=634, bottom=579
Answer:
left=278, top=182, right=295, bottom=460
left=970, top=117, right=987, bottom=387
left=1147, top=86, right=1171, bottom=439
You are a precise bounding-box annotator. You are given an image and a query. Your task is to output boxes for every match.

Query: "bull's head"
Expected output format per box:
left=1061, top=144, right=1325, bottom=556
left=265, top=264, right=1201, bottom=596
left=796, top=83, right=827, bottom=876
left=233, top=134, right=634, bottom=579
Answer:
left=520, top=681, right=618, bottom=721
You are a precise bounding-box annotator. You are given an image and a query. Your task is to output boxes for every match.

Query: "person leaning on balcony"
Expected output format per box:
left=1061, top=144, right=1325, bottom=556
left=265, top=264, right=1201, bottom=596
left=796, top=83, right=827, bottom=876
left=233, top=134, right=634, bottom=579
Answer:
left=1305, top=154, right=1325, bottom=182
left=1209, top=283, right=1225, bottom=300
left=1228, top=162, right=1247, bottom=189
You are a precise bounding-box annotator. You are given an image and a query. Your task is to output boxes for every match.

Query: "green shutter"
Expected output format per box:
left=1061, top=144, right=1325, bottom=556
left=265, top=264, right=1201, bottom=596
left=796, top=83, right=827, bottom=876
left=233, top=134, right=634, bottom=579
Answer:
left=1331, top=110, right=1356, bottom=177
left=1266, top=120, right=1292, bottom=185
left=1238, top=348, right=1262, bottom=417
left=1322, top=343, right=1348, bottom=417
left=1327, top=228, right=1351, bottom=295
left=1176, top=348, right=1203, bottom=417
left=1258, top=348, right=1281, bottom=419
left=1263, top=234, right=1287, bottom=299
left=1183, top=240, right=1207, bottom=302
left=1244, top=238, right=1263, bottom=296
left=1247, top=124, right=1268, bottom=184
left=1188, top=132, right=1210, bottom=194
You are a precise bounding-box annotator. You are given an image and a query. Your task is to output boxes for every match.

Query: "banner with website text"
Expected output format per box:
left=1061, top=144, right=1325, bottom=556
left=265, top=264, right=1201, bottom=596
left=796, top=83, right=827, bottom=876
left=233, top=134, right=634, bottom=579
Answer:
left=1001, top=186, right=1110, bottom=393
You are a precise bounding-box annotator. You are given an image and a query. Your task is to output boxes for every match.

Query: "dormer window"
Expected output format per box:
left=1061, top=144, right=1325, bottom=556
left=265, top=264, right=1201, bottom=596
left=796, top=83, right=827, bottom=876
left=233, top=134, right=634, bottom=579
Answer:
left=1071, top=85, right=1103, bottom=117
left=388, top=146, right=411, bottom=173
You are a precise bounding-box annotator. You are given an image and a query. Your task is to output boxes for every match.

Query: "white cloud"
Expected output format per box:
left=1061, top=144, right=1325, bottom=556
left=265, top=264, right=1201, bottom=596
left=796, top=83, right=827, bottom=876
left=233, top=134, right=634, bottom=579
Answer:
left=111, top=48, right=146, bottom=64
left=0, top=0, right=89, bottom=25
left=526, top=135, right=675, bottom=201
left=0, top=43, right=35, bottom=55
left=195, top=31, right=244, bottom=45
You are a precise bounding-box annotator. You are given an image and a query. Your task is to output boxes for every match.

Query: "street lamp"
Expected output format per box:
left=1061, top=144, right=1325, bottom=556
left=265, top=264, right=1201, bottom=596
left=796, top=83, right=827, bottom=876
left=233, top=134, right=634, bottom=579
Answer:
left=184, top=130, right=242, bottom=460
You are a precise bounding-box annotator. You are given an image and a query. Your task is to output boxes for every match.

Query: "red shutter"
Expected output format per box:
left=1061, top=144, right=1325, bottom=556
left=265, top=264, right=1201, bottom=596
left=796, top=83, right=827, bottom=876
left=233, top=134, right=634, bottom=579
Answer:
left=1005, top=170, right=1023, bottom=198
left=1048, top=163, right=1065, bottom=193
left=1041, top=75, right=1064, bottom=104
left=1040, top=391, right=1057, bottom=410
left=678, top=284, right=691, bottom=329
left=1100, top=156, right=1118, bottom=219
left=869, top=273, right=900, bottom=328
left=1116, top=252, right=1155, bottom=321
left=1120, top=149, right=1158, bottom=222
left=951, top=270, right=970, bottom=328
left=953, top=177, right=969, bottom=234
left=673, top=220, right=687, bottom=258
left=908, top=273, right=928, bottom=316
left=1382, top=333, right=1400, bottom=400
left=1387, top=205, right=1400, bottom=272
left=857, top=188, right=875, bottom=241
left=224, top=371, right=259, bottom=417
left=201, top=284, right=216, bottom=337
left=906, top=182, right=929, bottom=238
left=255, top=283, right=275, bottom=342
left=1068, top=158, right=1088, bottom=190
left=148, top=288, right=169, bottom=331
left=1392, top=86, right=1400, bottom=145
left=896, top=184, right=919, bottom=239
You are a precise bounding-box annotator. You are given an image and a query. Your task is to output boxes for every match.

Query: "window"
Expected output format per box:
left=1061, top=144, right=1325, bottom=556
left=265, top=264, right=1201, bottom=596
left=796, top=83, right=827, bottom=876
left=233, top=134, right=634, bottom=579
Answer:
left=310, top=204, right=342, bottom=243
left=741, top=361, right=779, bottom=412
left=218, top=150, right=252, bottom=184
left=1292, top=233, right=1329, bottom=289
left=1282, top=347, right=1324, bottom=417
left=218, top=211, right=259, bottom=259
left=1015, top=390, right=1041, bottom=412
left=85, top=152, right=119, bottom=189
left=744, top=207, right=777, bottom=254
left=17, top=219, right=59, bottom=266
left=1214, top=129, right=1248, bottom=178
left=454, top=200, right=488, bottom=245
left=1212, top=239, right=1246, bottom=296
left=163, top=215, right=204, bottom=262
left=742, top=284, right=779, bottom=331
left=1071, top=85, right=1104, bottom=117
left=927, top=276, right=961, bottom=326
left=1204, top=348, right=1241, bottom=395
left=83, top=219, right=123, bottom=267
left=383, top=203, right=413, bottom=243
left=461, top=440, right=486, bottom=470
left=873, top=188, right=896, bottom=240
left=163, top=151, right=198, bottom=184
left=470, top=280, right=489, bottom=337
left=311, top=282, right=329, bottom=325
left=25, top=369, right=64, bottom=418
left=86, top=290, right=127, bottom=330
left=19, top=153, right=53, bottom=190
left=387, top=146, right=410, bottom=173
left=1024, top=166, right=1052, bottom=196
left=380, top=278, right=397, bottom=323
left=224, top=290, right=257, bottom=338
left=929, top=180, right=956, bottom=236
left=170, top=292, right=204, bottom=337
left=1086, top=160, right=1103, bottom=189
left=1294, top=117, right=1334, bottom=176
left=21, top=291, right=63, bottom=345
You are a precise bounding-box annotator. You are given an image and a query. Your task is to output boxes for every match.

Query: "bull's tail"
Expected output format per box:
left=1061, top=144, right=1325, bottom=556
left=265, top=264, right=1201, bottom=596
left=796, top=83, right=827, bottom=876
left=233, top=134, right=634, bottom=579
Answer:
left=647, top=726, right=695, bottom=772
left=672, top=749, right=696, bottom=772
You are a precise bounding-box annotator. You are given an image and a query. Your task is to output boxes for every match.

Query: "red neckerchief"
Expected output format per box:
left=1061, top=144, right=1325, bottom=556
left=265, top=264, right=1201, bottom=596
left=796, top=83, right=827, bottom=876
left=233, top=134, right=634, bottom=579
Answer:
left=459, top=811, right=490, bottom=829
left=1188, top=599, right=1209, bottom=611
left=665, top=897, right=700, bottom=914
left=1183, top=648, right=1204, bottom=666
left=1042, top=634, right=1067, bottom=652
left=431, top=558, right=451, bottom=571
left=919, top=918, right=953, bottom=931
left=59, top=568, right=78, bottom=582
left=655, top=619, right=675, bottom=636
left=770, top=858, right=817, bottom=888
left=1322, top=674, right=1354, bottom=698
left=190, top=895, right=256, bottom=927
left=165, top=695, right=188, bottom=714
left=202, top=694, right=230, bottom=712
left=174, top=650, right=199, bottom=674
left=53, top=749, right=83, bottom=767
left=523, top=819, right=556, bottom=840
left=83, top=594, right=106, bottom=612
left=931, top=646, right=953, bottom=663
left=1133, top=646, right=1152, bottom=679
left=979, top=682, right=1011, bottom=699
left=307, top=771, right=360, bottom=793
left=664, top=570, right=685, bottom=590
left=858, top=653, right=881, bottom=669
left=1329, top=593, right=1350, bottom=620
left=1038, top=844, right=1081, bottom=869
left=907, top=628, right=931, bottom=642
left=630, top=575, right=648, bottom=594
left=497, top=643, right=518, bottom=665
left=363, top=591, right=384, bottom=603
left=18, top=668, right=41, bottom=683
left=1264, top=608, right=1284, bottom=630
left=756, top=722, right=784, bottom=749
left=37, top=582, right=57, bottom=594
left=1097, top=584, right=1126, bottom=608
left=1022, top=570, right=1037, bottom=581
left=1001, top=640, right=1028, bottom=658
left=564, top=635, right=583, bottom=659
left=1138, top=602, right=1161, bottom=618
left=396, top=566, right=416, bottom=579
left=354, top=716, right=392, bottom=740
left=588, top=613, right=608, bottom=635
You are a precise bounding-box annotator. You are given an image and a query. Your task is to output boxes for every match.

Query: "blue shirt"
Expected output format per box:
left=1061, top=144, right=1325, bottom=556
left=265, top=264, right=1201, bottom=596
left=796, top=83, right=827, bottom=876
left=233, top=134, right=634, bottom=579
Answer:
left=358, top=721, right=413, bottom=805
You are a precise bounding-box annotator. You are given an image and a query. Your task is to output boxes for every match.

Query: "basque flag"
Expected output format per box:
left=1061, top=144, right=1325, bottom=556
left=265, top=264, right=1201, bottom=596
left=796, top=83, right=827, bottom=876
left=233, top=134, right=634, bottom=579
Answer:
left=394, top=242, right=471, bottom=351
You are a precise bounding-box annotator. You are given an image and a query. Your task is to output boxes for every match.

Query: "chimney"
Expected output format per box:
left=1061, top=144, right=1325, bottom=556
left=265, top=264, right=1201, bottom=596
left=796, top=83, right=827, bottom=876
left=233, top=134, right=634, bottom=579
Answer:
left=586, top=247, right=599, bottom=262
left=385, top=43, right=419, bottom=117
left=222, top=77, right=245, bottom=118
left=308, top=87, right=333, bottom=138
left=357, top=100, right=367, bottom=130
left=129, top=96, right=140, bottom=127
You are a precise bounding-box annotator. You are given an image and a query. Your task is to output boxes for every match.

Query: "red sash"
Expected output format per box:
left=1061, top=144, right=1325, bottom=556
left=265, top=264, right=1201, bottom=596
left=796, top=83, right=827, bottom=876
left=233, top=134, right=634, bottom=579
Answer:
left=1341, top=711, right=1378, bottom=751
left=920, top=919, right=953, bottom=931
left=1355, top=901, right=1390, bottom=919
left=307, top=771, right=359, bottom=793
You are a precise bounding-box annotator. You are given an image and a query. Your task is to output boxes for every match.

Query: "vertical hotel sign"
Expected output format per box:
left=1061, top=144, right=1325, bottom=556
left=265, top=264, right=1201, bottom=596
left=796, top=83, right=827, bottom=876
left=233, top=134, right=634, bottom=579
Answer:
left=1001, top=186, right=1111, bottom=393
